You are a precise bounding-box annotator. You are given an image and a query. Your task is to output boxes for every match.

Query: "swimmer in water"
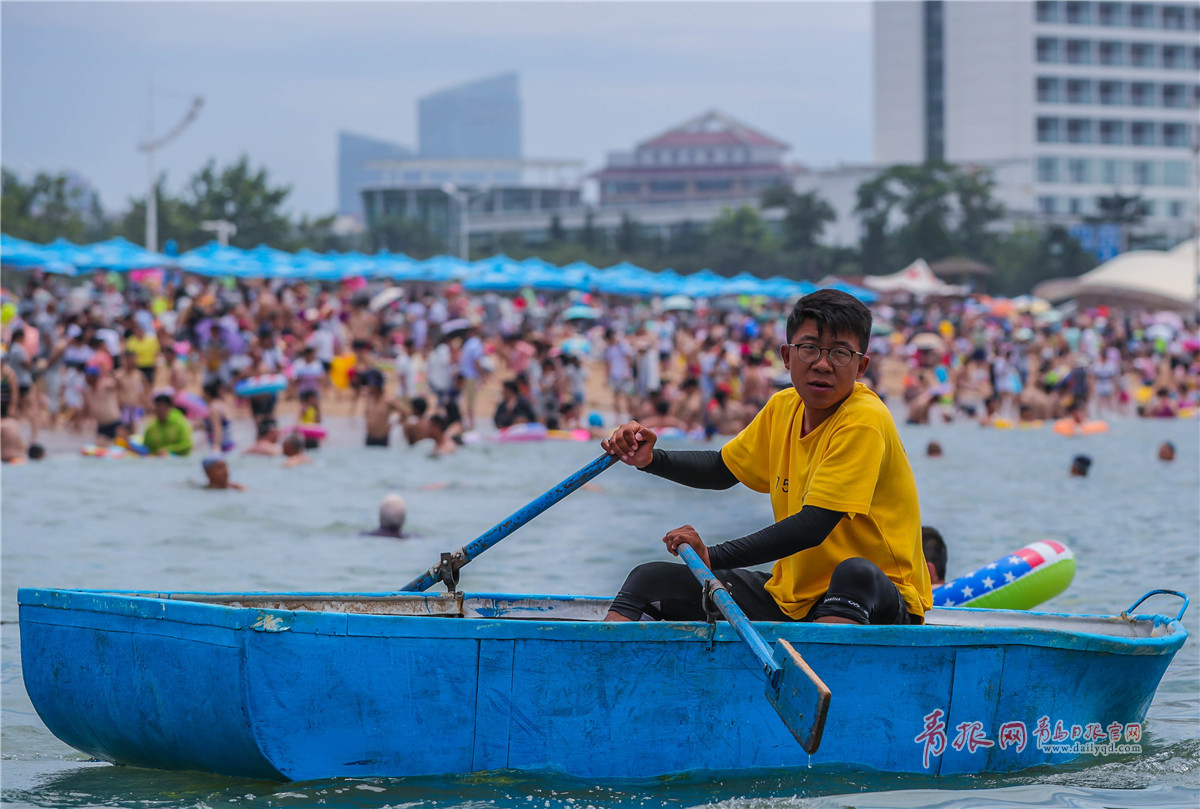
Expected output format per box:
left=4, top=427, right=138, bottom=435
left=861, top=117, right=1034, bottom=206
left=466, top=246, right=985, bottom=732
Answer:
left=363, top=494, right=413, bottom=538
left=2, top=416, right=31, bottom=463
left=922, top=526, right=947, bottom=587
left=202, top=456, right=246, bottom=490
left=1158, top=441, right=1175, bottom=462
left=282, top=433, right=312, bottom=467
left=1070, top=454, right=1092, bottom=477
left=926, top=440, right=943, bottom=458
left=243, top=418, right=282, bottom=457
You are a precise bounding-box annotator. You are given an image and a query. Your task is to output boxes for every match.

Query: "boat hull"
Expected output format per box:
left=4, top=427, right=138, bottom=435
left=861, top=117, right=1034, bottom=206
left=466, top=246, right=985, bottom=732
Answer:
left=18, top=588, right=1187, bottom=781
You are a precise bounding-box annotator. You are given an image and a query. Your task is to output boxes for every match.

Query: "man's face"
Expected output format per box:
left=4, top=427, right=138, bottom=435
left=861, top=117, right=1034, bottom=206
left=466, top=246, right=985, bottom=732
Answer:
left=780, top=318, right=869, bottom=418
left=154, top=401, right=172, bottom=421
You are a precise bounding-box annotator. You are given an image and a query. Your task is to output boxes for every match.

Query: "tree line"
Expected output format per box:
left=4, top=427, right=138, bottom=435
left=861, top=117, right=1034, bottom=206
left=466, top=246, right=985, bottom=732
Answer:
left=2, top=156, right=1158, bottom=296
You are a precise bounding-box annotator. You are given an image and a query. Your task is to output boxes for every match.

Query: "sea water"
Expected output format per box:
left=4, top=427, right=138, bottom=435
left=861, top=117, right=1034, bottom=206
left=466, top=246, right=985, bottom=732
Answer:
left=2, top=416, right=1197, bottom=808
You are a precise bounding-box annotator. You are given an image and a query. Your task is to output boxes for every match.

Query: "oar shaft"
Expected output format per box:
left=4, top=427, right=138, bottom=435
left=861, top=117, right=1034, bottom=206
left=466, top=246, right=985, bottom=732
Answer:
left=400, top=453, right=619, bottom=593
left=677, top=545, right=780, bottom=677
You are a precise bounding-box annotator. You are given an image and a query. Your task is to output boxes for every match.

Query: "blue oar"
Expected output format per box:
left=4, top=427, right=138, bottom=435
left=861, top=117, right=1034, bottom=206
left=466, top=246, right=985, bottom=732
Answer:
left=677, top=544, right=831, bottom=753
left=400, top=453, right=619, bottom=593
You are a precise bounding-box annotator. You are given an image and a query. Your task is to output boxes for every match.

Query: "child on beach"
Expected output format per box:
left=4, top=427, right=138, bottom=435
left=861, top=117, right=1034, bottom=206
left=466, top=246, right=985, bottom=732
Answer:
left=83, top=367, right=122, bottom=445
left=115, top=350, right=146, bottom=432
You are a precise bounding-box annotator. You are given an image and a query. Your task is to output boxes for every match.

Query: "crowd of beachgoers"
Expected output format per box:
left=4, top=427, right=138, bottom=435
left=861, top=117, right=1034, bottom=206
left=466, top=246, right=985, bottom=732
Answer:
left=1, top=267, right=1197, bottom=465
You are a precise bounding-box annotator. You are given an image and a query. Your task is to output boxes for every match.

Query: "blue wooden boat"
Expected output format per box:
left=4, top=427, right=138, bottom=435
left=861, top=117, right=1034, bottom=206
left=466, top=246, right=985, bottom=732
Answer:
left=17, top=586, right=1187, bottom=781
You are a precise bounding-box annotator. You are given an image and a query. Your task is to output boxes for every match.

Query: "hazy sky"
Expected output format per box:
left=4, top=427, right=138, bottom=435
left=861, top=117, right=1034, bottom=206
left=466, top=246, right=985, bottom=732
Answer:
left=2, top=1, right=873, bottom=219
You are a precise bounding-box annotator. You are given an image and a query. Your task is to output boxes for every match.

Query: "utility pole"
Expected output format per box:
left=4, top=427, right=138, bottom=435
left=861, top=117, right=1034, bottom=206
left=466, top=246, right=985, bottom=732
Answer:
left=139, top=88, right=204, bottom=252
left=146, top=86, right=156, bottom=254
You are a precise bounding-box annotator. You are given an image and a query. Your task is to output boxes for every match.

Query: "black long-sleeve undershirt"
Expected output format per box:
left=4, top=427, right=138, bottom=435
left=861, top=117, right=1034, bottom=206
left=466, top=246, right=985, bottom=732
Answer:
left=639, top=448, right=844, bottom=570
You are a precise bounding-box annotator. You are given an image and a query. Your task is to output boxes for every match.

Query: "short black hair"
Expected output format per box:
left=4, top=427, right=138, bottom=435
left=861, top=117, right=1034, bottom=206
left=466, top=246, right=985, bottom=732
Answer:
left=922, top=526, right=947, bottom=582
left=28, top=443, right=45, bottom=460
left=786, top=289, right=872, bottom=352
left=258, top=419, right=278, bottom=437
left=154, top=393, right=174, bottom=405
left=411, top=396, right=428, bottom=416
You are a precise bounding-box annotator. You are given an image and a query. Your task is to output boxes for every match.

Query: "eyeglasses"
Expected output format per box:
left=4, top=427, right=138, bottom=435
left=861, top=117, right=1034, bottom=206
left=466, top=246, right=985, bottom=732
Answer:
left=785, top=343, right=864, bottom=367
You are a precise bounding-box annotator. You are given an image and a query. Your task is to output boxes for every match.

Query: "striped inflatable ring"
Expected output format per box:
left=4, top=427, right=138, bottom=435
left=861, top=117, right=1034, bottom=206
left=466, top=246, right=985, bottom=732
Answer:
left=933, top=540, right=1075, bottom=610
left=234, top=374, right=288, bottom=397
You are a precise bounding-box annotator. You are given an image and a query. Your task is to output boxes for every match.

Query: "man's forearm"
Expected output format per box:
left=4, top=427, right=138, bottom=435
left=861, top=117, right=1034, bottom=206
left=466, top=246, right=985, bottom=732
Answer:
left=639, top=448, right=739, bottom=490
left=707, top=506, right=844, bottom=570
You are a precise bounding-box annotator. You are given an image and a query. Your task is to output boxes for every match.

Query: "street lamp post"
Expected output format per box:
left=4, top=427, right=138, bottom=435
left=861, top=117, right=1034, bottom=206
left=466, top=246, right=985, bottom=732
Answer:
left=138, top=87, right=204, bottom=252
left=201, top=220, right=238, bottom=247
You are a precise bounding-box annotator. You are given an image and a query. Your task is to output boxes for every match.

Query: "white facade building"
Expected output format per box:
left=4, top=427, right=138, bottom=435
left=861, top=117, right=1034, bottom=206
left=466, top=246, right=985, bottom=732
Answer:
left=873, top=1, right=1199, bottom=244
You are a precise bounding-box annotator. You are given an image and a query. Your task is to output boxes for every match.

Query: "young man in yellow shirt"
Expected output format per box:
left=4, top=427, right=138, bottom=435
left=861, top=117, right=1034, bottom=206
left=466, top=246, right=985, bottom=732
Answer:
left=602, top=289, right=931, bottom=625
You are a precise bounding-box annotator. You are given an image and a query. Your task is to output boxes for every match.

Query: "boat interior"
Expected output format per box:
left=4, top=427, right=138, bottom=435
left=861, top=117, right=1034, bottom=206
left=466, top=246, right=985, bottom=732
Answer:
left=114, top=591, right=1176, bottom=638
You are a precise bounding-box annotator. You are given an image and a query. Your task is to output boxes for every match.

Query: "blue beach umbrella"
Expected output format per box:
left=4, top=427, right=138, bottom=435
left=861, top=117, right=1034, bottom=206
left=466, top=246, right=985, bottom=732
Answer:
left=79, top=237, right=172, bottom=271
left=820, top=279, right=878, bottom=304
left=0, top=234, right=77, bottom=275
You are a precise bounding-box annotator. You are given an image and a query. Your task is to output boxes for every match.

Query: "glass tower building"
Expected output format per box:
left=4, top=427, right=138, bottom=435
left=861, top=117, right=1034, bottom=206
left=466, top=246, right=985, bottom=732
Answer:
left=418, top=72, right=522, bottom=160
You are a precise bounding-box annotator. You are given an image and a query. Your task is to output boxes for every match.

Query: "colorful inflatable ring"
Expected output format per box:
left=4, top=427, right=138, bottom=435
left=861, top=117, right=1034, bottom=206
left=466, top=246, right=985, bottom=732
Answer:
left=933, top=540, right=1075, bottom=610
left=81, top=444, right=129, bottom=459
left=174, top=390, right=210, bottom=420
left=1053, top=418, right=1108, bottom=436
left=234, top=374, right=288, bottom=397
left=656, top=427, right=707, bottom=441
left=494, top=423, right=548, bottom=442
left=115, top=436, right=150, bottom=456
left=295, top=424, right=327, bottom=440
left=546, top=428, right=591, bottom=442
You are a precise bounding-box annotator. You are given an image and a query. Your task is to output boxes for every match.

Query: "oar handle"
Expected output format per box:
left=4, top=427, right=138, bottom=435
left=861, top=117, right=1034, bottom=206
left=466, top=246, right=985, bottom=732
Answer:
left=400, top=453, right=619, bottom=593
left=677, top=544, right=781, bottom=682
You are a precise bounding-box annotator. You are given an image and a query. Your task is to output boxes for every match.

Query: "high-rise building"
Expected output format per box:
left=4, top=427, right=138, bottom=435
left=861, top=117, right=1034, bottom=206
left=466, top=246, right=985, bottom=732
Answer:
left=874, top=1, right=1199, bottom=242
left=418, top=72, right=522, bottom=160
left=594, top=110, right=792, bottom=206
left=338, top=132, right=412, bottom=223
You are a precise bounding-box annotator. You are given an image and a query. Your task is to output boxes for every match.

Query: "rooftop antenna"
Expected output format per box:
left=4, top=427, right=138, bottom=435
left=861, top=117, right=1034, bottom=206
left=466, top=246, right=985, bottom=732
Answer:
left=139, top=86, right=204, bottom=252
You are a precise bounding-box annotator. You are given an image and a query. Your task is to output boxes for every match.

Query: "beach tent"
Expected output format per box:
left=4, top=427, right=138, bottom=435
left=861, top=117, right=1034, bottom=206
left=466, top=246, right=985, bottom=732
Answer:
left=1037, top=239, right=1199, bottom=311
left=862, top=259, right=967, bottom=297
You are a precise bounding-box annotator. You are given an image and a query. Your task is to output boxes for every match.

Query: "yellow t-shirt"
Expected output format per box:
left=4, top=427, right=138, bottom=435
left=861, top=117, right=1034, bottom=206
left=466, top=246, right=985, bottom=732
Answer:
left=720, top=383, right=931, bottom=620
left=125, top=334, right=160, bottom=369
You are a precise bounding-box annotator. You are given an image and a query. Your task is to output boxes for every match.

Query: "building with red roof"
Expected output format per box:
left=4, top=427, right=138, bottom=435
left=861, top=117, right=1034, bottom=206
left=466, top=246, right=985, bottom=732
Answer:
left=593, top=110, right=793, bottom=206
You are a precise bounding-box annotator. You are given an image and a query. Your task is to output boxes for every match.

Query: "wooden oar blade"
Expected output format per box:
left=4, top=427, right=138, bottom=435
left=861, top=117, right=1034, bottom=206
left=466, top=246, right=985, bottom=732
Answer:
left=765, top=639, right=831, bottom=754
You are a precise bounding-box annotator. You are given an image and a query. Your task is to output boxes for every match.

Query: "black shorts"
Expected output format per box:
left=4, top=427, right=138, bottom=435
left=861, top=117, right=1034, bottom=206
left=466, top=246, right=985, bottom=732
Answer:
left=249, top=394, right=277, bottom=417
left=139, top=366, right=156, bottom=386
left=608, top=557, right=921, bottom=625
left=96, top=420, right=122, bottom=440
left=365, top=434, right=389, bottom=447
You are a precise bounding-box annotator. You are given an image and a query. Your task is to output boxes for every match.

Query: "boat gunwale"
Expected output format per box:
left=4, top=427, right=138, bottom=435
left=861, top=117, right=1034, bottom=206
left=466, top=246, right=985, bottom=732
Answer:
left=17, top=587, right=1189, bottom=656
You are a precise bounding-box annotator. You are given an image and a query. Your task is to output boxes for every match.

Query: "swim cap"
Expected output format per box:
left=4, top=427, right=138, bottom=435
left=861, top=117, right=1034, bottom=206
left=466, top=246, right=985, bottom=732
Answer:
left=202, top=456, right=223, bottom=471
left=587, top=412, right=604, bottom=428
